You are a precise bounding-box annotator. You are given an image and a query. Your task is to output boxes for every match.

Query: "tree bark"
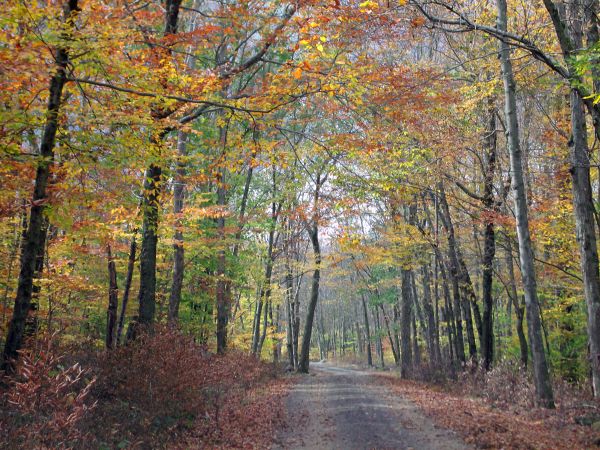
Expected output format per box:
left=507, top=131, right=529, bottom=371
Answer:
left=137, top=161, right=161, bottom=326
left=106, top=245, right=118, bottom=350
left=252, top=207, right=277, bottom=355
left=422, top=264, right=442, bottom=364
left=379, top=303, right=399, bottom=365
left=438, top=184, right=477, bottom=360
left=361, top=293, right=373, bottom=367
left=298, top=172, right=324, bottom=373
left=505, top=238, right=528, bottom=367
left=117, top=234, right=136, bottom=345
left=168, top=130, right=188, bottom=323
left=498, top=0, right=555, bottom=407
left=481, top=102, right=498, bottom=370
left=298, top=225, right=321, bottom=372
left=400, top=269, right=413, bottom=378
left=215, top=169, right=228, bottom=353
left=570, top=88, right=600, bottom=396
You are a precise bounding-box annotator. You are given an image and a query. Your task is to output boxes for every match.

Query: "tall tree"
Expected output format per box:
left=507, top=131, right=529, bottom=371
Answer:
left=497, top=0, right=555, bottom=408
left=1, top=0, right=80, bottom=371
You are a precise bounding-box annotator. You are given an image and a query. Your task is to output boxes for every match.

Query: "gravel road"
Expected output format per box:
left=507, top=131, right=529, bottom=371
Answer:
left=273, top=362, right=470, bottom=450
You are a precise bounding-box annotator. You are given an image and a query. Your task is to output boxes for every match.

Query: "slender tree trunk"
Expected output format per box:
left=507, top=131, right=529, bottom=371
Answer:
left=393, top=304, right=402, bottom=365
left=482, top=103, right=498, bottom=370
left=1, top=205, right=25, bottom=327
left=257, top=299, right=269, bottom=355
left=400, top=269, right=413, bottom=378
left=2, top=0, right=79, bottom=371
left=106, top=245, right=118, bottom=350
left=226, top=166, right=253, bottom=337
left=412, top=307, right=421, bottom=367
left=253, top=197, right=278, bottom=355
left=422, top=264, right=441, bottom=364
left=422, top=194, right=464, bottom=364
left=215, top=170, right=228, bottom=353
left=168, top=131, right=187, bottom=323
left=298, top=225, right=321, bottom=372
left=286, top=285, right=294, bottom=367
left=299, top=173, right=323, bottom=373
left=293, top=277, right=301, bottom=368
left=361, top=293, right=373, bottom=367
left=438, top=185, right=476, bottom=360
left=506, top=239, right=528, bottom=367
left=567, top=0, right=600, bottom=398
left=117, top=235, right=136, bottom=345
left=273, top=303, right=281, bottom=362
left=498, top=0, right=555, bottom=407
left=380, top=304, right=399, bottom=365
left=374, top=305, right=385, bottom=368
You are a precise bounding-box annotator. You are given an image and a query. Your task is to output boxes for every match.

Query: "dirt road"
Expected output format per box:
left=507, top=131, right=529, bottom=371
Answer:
left=274, top=362, right=470, bottom=450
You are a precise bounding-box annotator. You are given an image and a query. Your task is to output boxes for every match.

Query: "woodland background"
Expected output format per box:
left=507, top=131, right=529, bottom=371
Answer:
left=2, top=0, right=600, bottom=447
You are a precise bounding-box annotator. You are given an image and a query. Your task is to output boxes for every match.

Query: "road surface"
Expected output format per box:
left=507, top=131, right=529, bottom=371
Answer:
left=274, top=362, right=470, bottom=450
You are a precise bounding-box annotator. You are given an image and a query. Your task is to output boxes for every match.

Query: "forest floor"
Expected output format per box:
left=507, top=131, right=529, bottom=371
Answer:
left=273, top=362, right=470, bottom=450
left=375, top=371, right=600, bottom=449
left=273, top=362, right=600, bottom=450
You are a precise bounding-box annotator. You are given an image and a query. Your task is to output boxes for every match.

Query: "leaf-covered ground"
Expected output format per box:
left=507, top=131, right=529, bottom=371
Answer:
left=0, top=330, right=292, bottom=449
left=376, top=373, right=600, bottom=449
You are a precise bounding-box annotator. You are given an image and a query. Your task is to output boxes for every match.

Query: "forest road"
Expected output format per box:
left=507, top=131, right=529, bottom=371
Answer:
left=273, top=362, right=470, bottom=450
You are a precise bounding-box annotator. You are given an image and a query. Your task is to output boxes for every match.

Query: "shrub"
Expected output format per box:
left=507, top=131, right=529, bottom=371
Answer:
left=1, top=327, right=284, bottom=449
left=0, top=338, right=96, bottom=449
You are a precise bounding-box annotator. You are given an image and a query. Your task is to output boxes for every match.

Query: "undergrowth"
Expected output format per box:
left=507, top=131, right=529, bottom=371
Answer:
left=0, top=327, right=286, bottom=449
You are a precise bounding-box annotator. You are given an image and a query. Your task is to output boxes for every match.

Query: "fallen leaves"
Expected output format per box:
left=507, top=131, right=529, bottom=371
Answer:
left=375, top=373, right=600, bottom=450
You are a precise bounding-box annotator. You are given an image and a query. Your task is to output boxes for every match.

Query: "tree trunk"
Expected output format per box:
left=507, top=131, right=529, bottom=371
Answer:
left=298, top=173, right=324, bottom=373
left=286, top=286, right=294, bottom=367
left=506, top=239, right=528, bottom=367
left=215, top=170, right=228, bottom=353
left=400, top=269, right=413, bottom=378
left=106, top=245, right=118, bottom=350
left=374, top=305, right=385, bottom=368
left=482, top=102, right=498, bottom=370
left=168, top=130, right=188, bottom=323
left=412, top=307, right=421, bottom=367
left=298, top=225, right=321, bottom=372
left=257, top=299, right=269, bottom=355
left=252, top=197, right=278, bottom=355
left=379, top=303, right=399, bottom=365
left=361, top=294, right=373, bottom=367
left=137, top=161, right=161, bottom=326
left=422, top=264, right=442, bottom=364
left=2, top=0, right=79, bottom=371
left=498, top=0, right=555, bottom=407
left=438, top=184, right=476, bottom=360
left=570, top=88, right=600, bottom=396
left=117, top=235, right=136, bottom=345
left=134, top=0, right=182, bottom=332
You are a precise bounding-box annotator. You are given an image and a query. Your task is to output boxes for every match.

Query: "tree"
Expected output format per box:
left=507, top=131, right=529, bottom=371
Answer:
left=497, top=0, right=555, bottom=408
left=2, top=0, right=80, bottom=372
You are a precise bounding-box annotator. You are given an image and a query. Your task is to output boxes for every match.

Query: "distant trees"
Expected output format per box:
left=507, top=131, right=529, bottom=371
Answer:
left=0, top=0, right=598, bottom=409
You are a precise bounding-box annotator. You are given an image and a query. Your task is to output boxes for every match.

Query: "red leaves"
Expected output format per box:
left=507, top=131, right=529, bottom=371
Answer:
left=1, top=338, right=97, bottom=447
left=375, top=371, right=600, bottom=450
left=0, top=329, right=290, bottom=448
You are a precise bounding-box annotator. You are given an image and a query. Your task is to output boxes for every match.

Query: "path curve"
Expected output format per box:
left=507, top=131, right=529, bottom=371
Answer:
left=274, top=362, right=470, bottom=450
